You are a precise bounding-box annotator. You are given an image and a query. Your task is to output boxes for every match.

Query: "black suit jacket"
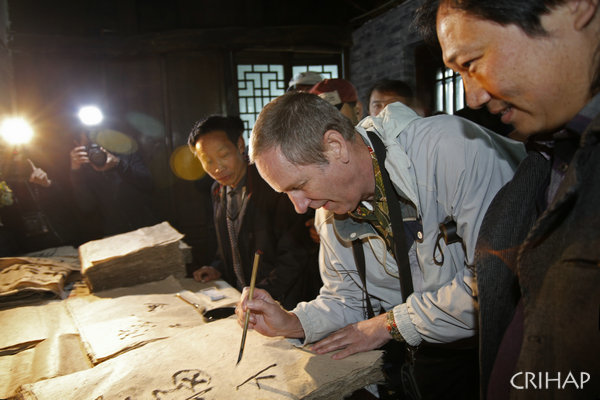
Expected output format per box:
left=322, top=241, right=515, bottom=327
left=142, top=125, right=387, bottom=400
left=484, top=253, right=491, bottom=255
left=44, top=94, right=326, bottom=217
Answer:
left=475, top=113, right=600, bottom=399
left=210, top=164, right=319, bottom=310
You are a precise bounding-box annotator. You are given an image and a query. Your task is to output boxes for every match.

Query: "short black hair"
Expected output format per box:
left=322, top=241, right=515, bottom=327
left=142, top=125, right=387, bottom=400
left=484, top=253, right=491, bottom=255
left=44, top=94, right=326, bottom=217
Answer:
left=413, top=0, right=566, bottom=45
left=413, top=0, right=600, bottom=95
left=367, top=79, right=414, bottom=103
left=188, top=115, right=245, bottom=150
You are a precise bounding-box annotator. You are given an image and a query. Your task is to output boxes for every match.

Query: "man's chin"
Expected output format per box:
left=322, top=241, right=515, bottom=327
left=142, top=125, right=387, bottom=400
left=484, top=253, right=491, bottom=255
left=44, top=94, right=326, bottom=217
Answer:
left=321, top=202, right=336, bottom=213
left=322, top=202, right=353, bottom=215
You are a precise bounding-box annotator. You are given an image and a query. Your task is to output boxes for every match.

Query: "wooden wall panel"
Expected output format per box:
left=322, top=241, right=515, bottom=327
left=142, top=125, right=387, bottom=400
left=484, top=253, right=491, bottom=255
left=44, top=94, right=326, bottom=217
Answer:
left=9, top=49, right=227, bottom=267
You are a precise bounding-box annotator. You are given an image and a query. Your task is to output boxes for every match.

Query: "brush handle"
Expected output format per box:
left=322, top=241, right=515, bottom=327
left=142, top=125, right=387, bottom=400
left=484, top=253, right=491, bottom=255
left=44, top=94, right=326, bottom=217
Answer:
left=237, top=250, right=262, bottom=364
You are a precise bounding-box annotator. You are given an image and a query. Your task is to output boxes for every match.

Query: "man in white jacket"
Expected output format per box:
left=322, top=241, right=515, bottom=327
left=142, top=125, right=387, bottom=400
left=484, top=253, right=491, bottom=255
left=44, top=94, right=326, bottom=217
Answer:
left=237, top=91, right=524, bottom=397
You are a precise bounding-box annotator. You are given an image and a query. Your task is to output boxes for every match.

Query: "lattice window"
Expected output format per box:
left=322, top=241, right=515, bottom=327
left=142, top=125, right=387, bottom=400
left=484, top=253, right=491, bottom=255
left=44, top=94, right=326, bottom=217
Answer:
left=236, top=63, right=339, bottom=141
left=237, top=64, right=285, bottom=142
left=291, top=65, right=339, bottom=81
left=435, top=67, right=465, bottom=114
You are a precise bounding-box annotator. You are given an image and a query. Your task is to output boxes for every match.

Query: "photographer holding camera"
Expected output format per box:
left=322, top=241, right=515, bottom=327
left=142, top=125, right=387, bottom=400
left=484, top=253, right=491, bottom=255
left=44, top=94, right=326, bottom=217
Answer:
left=71, top=142, right=116, bottom=172
left=70, top=131, right=159, bottom=240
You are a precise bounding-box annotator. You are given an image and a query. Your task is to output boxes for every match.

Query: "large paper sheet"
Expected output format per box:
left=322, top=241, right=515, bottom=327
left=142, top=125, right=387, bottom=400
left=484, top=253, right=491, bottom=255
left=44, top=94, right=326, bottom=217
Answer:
left=66, top=276, right=205, bottom=364
left=0, top=299, right=86, bottom=400
left=0, top=301, right=77, bottom=354
left=0, top=334, right=91, bottom=399
left=18, top=318, right=383, bottom=399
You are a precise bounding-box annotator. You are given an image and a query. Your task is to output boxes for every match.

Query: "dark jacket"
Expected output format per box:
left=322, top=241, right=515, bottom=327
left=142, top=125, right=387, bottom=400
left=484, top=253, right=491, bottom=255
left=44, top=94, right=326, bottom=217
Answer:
left=70, top=151, right=158, bottom=239
left=0, top=178, right=80, bottom=254
left=475, top=113, right=600, bottom=399
left=211, top=164, right=319, bottom=310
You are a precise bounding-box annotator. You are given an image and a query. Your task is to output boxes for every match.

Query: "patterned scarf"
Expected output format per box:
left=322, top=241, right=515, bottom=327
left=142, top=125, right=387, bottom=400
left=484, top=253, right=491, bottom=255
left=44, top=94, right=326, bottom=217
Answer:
left=348, top=145, right=395, bottom=256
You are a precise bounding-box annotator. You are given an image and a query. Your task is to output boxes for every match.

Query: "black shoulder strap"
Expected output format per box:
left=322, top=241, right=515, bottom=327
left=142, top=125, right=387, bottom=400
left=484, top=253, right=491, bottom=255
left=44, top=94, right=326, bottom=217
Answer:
left=352, top=240, right=375, bottom=319
left=366, top=131, right=414, bottom=299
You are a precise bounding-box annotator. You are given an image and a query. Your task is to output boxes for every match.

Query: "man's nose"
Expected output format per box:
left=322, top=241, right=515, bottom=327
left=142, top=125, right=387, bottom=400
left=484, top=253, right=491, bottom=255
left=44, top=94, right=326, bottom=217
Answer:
left=213, top=162, right=224, bottom=174
left=287, top=192, right=310, bottom=214
left=462, top=75, right=491, bottom=109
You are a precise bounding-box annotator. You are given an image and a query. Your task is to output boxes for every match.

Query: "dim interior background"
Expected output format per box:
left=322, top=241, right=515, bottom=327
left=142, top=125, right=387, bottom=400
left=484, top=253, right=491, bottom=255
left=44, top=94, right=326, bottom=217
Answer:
left=0, top=0, right=448, bottom=265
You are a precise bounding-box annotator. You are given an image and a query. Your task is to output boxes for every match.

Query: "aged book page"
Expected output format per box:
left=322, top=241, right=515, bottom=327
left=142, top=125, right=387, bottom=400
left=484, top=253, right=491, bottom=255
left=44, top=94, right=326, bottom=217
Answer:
left=0, top=300, right=77, bottom=353
left=66, top=276, right=240, bottom=364
left=0, top=257, right=77, bottom=308
left=18, top=318, right=383, bottom=400
left=0, top=334, right=91, bottom=399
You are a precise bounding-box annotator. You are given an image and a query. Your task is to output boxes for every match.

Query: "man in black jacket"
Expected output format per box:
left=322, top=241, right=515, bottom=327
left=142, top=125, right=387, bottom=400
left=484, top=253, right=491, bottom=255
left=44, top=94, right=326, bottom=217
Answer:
left=70, top=131, right=158, bottom=240
left=188, top=115, right=320, bottom=310
left=0, top=157, right=80, bottom=254
left=415, top=1, right=600, bottom=398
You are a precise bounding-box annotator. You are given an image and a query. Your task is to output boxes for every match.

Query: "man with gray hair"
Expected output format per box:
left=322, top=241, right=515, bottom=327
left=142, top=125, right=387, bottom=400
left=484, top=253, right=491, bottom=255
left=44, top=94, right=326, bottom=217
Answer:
left=237, top=91, right=525, bottom=398
left=414, top=0, right=600, bottom=398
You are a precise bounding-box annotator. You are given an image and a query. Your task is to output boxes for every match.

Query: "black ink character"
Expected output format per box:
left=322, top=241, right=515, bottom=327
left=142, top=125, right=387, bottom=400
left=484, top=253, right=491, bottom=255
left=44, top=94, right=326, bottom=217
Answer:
left=152, top=369, right=213, bottom=400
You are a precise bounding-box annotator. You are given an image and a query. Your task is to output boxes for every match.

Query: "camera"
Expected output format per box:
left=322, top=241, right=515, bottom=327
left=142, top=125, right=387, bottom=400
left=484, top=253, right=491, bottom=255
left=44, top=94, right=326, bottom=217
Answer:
left=86, top=143, right=107, bottom=167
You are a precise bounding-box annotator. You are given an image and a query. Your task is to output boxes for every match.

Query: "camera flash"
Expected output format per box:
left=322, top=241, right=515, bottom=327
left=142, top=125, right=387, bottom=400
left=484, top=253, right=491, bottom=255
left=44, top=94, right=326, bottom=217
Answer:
left=78, top=106, right=104, bottom=126
left=0, top=117, right=34, bottom=145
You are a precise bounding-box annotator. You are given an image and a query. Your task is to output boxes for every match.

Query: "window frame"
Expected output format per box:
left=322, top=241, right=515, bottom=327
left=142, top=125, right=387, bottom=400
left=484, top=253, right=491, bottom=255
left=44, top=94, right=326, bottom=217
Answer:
left=435, top=67, right=465, bottom=114
left=234, top=51, right=344, bottom=142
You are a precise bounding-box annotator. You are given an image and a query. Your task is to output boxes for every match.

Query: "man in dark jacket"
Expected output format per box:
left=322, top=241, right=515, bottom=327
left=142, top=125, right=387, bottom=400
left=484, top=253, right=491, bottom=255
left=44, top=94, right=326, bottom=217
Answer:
left=0, top=157, right=80, bottom=254
left=188, top=115, right=320, bottom=310
left=415, top=0, right=600, bottom=398
left=70, top=131, right=158, bottom=240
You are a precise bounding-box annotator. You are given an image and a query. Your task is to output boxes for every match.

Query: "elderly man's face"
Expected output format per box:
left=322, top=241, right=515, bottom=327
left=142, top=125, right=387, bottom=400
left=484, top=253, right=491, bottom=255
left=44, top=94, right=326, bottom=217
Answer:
left=436, top=3, right=594, bottom=135
left=255, top=145, right=365, bottom=215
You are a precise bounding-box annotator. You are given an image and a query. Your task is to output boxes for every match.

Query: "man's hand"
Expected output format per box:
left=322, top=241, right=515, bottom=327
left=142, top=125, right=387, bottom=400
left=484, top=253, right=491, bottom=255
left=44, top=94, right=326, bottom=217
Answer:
left=192, top=266, right=221, bottom=283
left=70, top=146, right=120, bottom=172
left=310, top=313, right=390, bottom=360
left=70, top=146, right=89, bottom=170
left=27, top=159, right=52, bottom=187
left=236, top=287, right=305, bottom=338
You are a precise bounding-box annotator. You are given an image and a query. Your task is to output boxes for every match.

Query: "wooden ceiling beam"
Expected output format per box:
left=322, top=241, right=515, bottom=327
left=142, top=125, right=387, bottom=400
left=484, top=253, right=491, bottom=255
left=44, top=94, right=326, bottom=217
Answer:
left=9, top=25, right=352, bottom=57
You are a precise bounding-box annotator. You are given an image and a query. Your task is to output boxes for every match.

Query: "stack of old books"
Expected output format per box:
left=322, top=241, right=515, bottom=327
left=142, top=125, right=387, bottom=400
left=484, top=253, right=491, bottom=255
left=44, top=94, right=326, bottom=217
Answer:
left=79, top=221, right=186, bottom=292
left=0, top=254, right=78, bottom=309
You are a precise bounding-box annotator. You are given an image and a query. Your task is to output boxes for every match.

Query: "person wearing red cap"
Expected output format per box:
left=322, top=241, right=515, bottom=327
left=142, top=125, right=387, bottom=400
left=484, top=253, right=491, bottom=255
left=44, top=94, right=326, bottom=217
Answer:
left=309, top=78, right=364, bottom=124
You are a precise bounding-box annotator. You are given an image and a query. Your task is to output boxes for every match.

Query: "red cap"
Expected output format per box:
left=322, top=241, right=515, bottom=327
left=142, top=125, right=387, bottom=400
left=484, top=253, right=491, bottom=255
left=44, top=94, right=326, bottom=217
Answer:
left=309, top=78, right=358, bottom=105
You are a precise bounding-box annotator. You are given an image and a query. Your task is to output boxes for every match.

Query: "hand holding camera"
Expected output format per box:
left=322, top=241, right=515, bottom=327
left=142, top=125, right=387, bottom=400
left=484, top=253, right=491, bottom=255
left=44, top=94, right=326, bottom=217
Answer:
left=70, top=144, right=120, bottom=172
left=87, top=144, right=107, bottom=167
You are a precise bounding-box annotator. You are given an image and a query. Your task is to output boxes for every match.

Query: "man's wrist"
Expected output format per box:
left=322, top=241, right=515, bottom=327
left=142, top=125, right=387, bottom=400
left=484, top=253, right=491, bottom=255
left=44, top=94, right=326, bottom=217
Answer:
left=386, top=309, right=404, bottom=342
left=284, top=312, right=306, bottom=339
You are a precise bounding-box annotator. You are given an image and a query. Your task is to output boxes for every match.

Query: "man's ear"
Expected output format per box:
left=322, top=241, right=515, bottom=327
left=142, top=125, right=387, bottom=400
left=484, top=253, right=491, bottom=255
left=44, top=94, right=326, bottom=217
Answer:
left=323, top=129, right=350, bottom=163
left=236, top=136, right=246, bottom=154
left=355, top=101, right=364, bottom=122
left=569, top=0, right=598, bottom=30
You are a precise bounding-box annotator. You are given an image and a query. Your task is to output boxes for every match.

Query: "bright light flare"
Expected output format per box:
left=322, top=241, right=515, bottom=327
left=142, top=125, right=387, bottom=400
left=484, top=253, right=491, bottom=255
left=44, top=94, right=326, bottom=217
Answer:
left=0, top=117, right=34, bottom=145
left=78, top=105, right=104, bottom=126
left=169, top=145, right=206, bottom=181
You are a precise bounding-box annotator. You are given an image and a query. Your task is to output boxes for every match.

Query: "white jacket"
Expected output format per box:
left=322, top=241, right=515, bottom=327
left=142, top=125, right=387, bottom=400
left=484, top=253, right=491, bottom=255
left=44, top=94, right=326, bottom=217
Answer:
left=293, top=102, right=526, bottom=346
